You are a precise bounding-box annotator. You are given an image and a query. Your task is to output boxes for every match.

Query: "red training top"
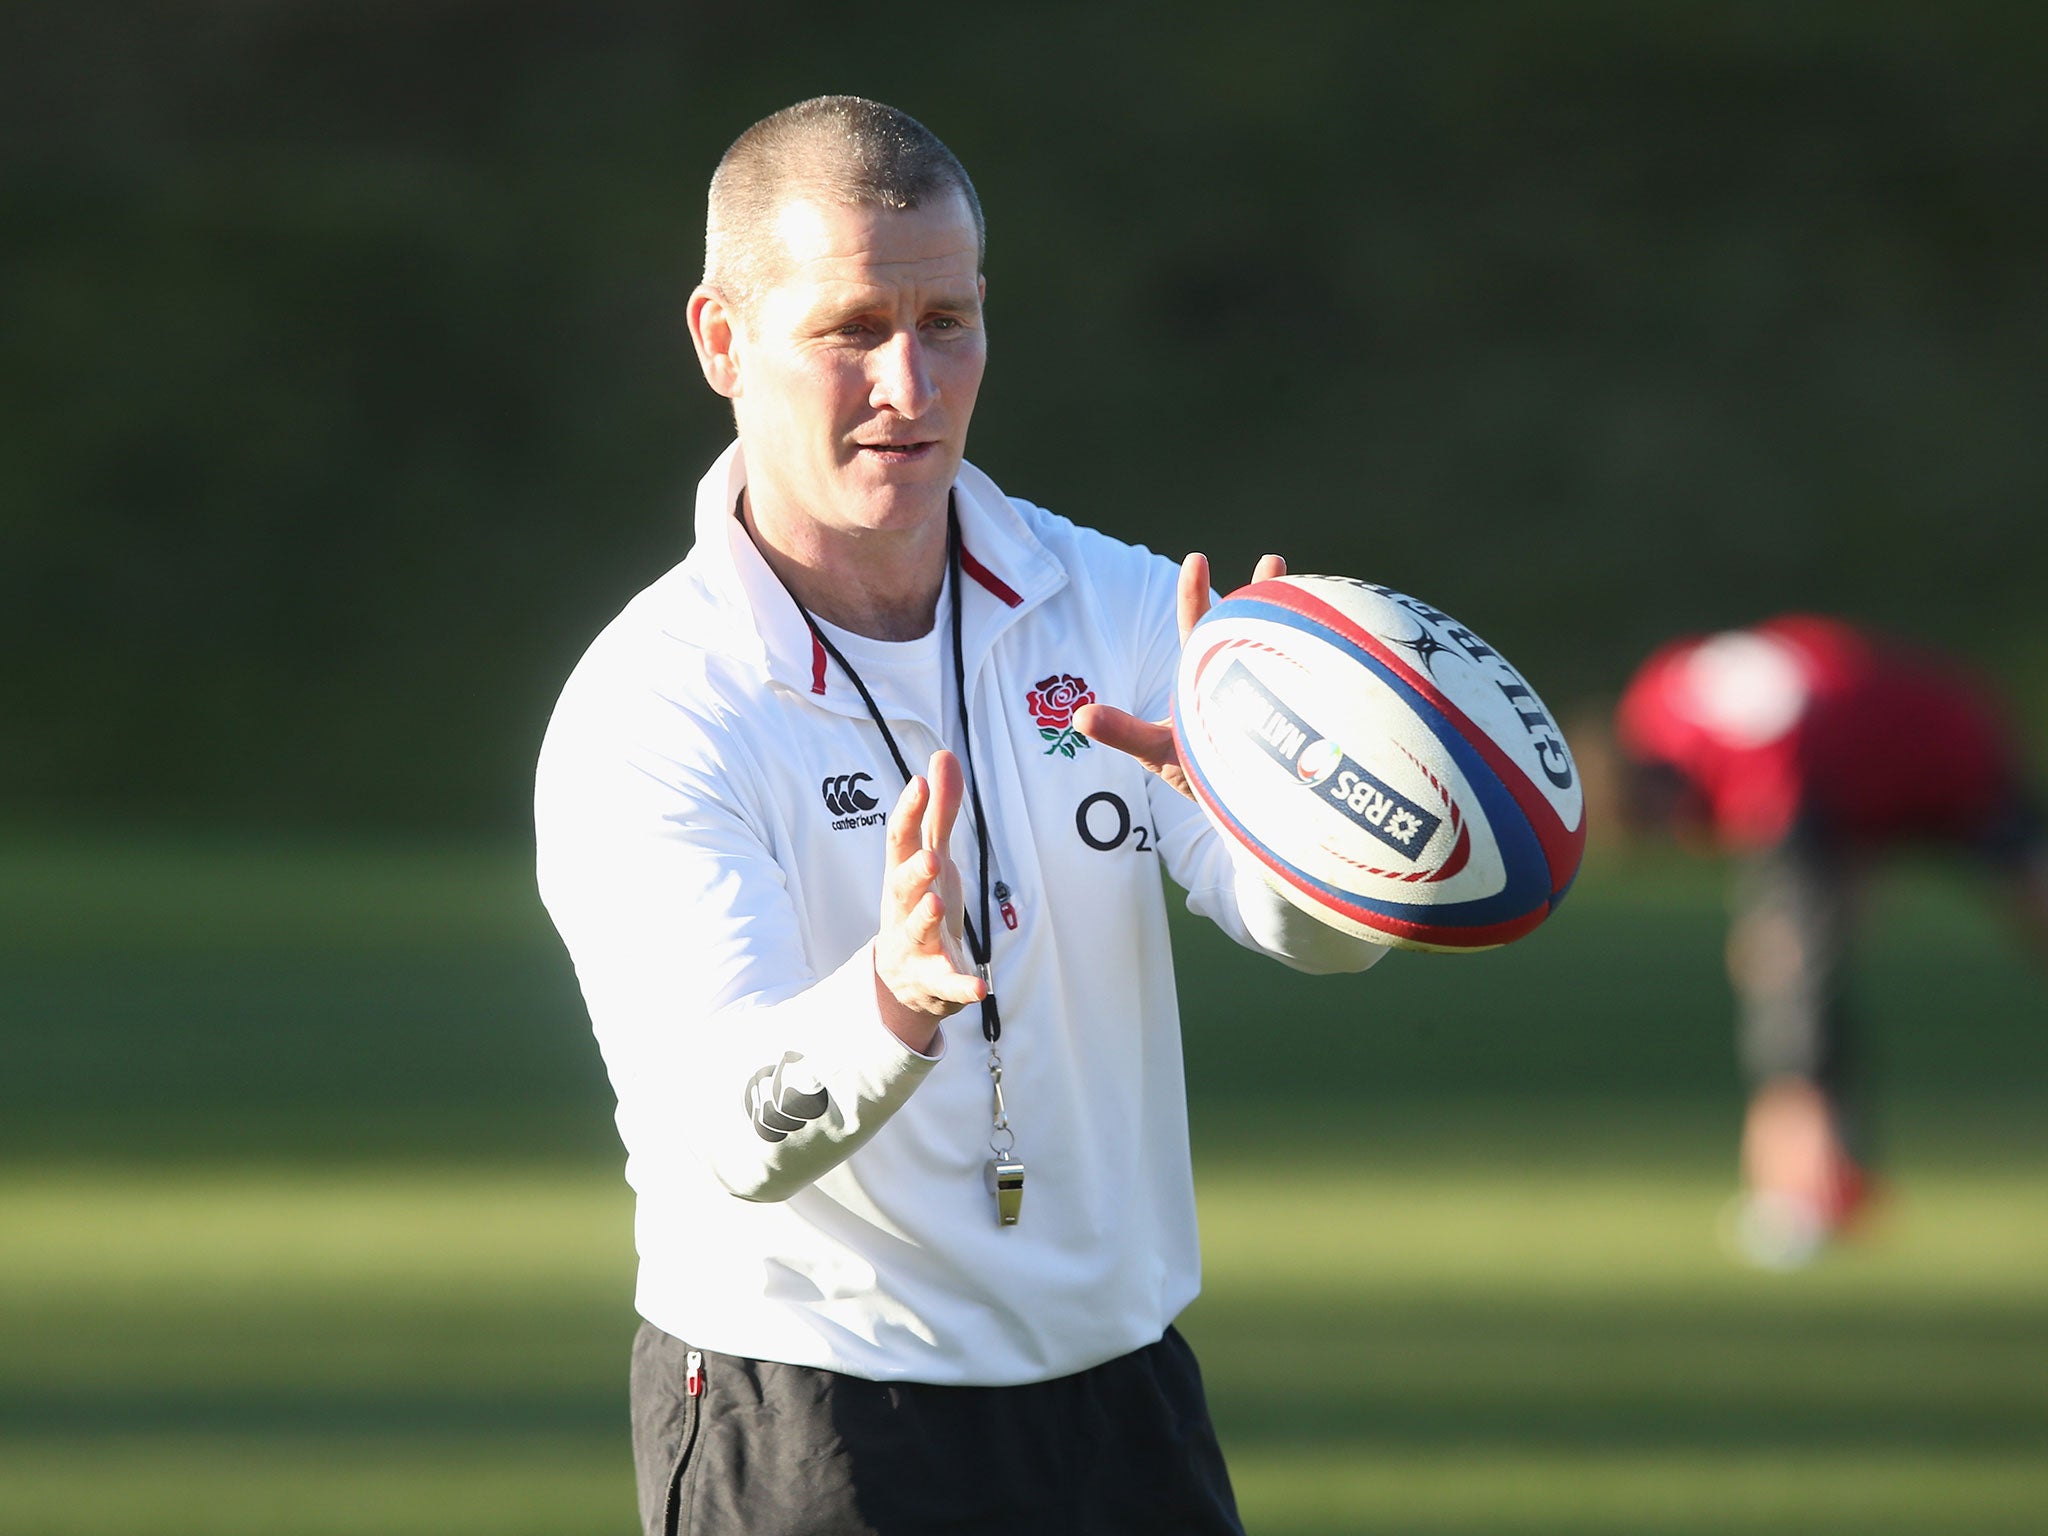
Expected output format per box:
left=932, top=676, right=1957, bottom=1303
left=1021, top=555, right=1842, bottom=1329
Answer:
left=1614, top=614, right=2022, bottom=851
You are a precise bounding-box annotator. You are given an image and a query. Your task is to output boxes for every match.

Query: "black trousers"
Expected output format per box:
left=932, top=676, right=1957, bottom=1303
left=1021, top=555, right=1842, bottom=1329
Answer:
left=1730, top=793, right=2046, bottom=1114
left=1731, top=828, right=1855, bottom=1099
left=630, top=1320, right=1246, bottom=1536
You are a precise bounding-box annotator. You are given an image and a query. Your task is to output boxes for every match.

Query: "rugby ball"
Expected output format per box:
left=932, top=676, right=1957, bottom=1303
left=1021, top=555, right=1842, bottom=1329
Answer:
left=1172, top=576, right=1584, bottom=951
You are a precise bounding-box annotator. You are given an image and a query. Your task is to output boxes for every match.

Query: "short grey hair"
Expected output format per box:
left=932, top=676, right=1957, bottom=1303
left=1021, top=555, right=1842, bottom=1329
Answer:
left=703, top=96, right=985, bottom=316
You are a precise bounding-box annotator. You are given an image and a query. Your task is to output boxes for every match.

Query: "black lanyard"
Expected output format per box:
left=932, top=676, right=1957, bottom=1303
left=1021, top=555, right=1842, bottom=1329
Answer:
left=782, top=501, right=1002, bottom=1044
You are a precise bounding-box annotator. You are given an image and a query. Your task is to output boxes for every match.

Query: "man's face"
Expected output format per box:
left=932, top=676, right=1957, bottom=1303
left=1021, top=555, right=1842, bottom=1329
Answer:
left=722, top=193, right=986, bottom=541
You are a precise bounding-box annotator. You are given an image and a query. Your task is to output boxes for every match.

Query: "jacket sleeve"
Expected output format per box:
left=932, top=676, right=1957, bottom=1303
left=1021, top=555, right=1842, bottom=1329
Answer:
left=535, top=673, right=943, bottom=1203
left=1115, top=548, right=1387, bottom=977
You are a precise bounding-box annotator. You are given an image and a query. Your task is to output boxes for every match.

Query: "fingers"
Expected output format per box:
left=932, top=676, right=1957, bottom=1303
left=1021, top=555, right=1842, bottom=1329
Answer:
left=1179, top=552, right=1286, bottom=645
left=1073, top=703, right=1171, bottom=774
left=904, top=883, right=944, bottom=947
left=1176, top=552, right=1211, bottom=648
left=885, top=755, right=968, bottom=930
left=885, top=774, right=927, bottom=872
left=898, top=951, right=988, bottom=1007
left=882, top=857, right=975, bottom=973
left=884, top=835, right=937, bottom=921
left=1138, top=552, right=1289, bottom=800
left=874, top=754, right=985, bottom=1041
left=884, top=776, right=944, bottom=928
left=922, top=749, right=963, bottom=855
left=873, top=876, right=985, bottom=1045
left=872, top=910, right=983, bottom=1051
left=1072, top=702, right=1192, bottom=799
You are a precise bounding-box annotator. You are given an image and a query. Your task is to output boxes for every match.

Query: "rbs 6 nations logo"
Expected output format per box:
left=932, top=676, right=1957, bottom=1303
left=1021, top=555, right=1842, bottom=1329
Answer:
left=821, top=772, right=885, bottom=831
left=1215, top=660, right=1443, bottom=860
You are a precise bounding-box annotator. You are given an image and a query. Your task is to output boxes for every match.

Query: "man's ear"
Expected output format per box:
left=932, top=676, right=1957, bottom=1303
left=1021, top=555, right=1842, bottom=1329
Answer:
left=687, top=286, right=742, bottom=399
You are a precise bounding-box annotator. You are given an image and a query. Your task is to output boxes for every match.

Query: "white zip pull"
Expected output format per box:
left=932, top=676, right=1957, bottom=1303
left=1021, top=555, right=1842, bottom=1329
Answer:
left=685, top=1349, right=704, bottom=1398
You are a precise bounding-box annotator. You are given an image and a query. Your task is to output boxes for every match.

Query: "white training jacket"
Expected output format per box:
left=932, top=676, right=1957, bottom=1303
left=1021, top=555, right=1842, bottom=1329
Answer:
left=536, top=442, right=1379, bottom=1386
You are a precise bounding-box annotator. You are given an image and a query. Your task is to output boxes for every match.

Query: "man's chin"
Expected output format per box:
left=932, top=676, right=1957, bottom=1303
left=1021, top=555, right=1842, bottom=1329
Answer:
left=842, top=461, right=961, bottom=526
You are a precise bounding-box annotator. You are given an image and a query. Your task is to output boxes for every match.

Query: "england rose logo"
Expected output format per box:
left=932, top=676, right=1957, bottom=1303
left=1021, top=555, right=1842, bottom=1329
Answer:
left=1026, top=673, right=1094, bottom=758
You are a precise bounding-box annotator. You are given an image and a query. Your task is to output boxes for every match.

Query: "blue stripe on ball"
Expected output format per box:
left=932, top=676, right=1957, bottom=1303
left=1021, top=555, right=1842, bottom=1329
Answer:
left=1185, top=598, right=1551, bottom=936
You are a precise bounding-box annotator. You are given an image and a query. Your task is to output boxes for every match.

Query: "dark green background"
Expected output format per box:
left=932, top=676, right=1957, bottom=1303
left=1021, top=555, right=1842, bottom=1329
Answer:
left=7, top=1, right=2044, bottom=831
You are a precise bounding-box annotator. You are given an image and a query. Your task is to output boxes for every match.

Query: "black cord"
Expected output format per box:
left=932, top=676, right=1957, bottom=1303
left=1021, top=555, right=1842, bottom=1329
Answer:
left=947, top=512, right=1001, bottom=1043
left=778, top=498, right=1001, bottom=1043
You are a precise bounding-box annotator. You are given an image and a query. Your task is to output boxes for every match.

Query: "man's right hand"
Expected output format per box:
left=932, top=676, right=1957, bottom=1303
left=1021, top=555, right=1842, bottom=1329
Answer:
left=874, top=750, right=987, bottom=1053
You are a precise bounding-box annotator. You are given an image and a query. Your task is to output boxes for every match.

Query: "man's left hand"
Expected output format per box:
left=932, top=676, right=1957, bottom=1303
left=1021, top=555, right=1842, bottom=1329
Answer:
left=1073, top=552, right=1285, bottom=799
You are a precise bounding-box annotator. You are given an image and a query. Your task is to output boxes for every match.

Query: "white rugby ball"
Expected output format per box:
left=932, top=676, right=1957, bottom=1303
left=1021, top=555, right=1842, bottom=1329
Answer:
left=1172, top=576, right=1584, bottom=951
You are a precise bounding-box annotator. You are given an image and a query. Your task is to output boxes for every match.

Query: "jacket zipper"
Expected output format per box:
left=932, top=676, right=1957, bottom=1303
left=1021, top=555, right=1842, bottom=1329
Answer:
left=663, top=1348, right=707, bottom=1536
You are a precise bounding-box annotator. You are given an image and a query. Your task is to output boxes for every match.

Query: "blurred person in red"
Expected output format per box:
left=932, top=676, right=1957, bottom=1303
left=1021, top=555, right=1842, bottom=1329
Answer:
left=1611, top=614, right=2048, bottom=1266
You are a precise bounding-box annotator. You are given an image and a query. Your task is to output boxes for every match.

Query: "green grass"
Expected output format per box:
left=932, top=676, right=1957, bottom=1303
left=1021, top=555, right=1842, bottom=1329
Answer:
left=1, top=834, right=2044, bottom=1533
left=4, top=1142, right=2045, bottom=1535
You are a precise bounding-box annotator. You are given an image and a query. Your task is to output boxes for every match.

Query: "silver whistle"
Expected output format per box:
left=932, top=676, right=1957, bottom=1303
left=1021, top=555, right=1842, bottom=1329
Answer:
left=985, top=1157, right=1025, bottom=1226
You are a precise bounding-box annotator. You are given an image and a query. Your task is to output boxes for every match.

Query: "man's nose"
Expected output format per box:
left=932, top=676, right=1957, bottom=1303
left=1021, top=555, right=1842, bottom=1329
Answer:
left=868, top=331, right=935, bottom=417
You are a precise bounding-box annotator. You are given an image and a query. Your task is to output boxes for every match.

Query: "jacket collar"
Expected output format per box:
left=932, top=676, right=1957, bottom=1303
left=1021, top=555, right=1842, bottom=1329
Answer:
left=688, top=440, right=1066, bottom=718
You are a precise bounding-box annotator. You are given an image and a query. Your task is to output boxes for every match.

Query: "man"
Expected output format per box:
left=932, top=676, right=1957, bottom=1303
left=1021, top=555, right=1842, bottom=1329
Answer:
left=1610, top=613, right=2047, bottom=1267
left=535, top=96, right=1382, bottom=1534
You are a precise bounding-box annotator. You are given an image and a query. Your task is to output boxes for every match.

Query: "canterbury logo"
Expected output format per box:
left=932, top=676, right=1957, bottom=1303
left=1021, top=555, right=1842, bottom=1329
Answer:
left=746, top=1051, right=830, bottom=1144
left=821, top=772, right=879, bottom=816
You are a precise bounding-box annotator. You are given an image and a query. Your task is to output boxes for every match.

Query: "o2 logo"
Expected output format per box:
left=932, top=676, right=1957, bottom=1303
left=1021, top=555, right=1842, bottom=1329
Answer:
left=1075, top=791, right=1154, bottom=853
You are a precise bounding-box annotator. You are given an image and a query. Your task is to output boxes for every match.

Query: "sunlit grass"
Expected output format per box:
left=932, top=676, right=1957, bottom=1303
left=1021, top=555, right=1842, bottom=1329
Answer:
left=0, top=1436, right=631, bottom=1536
left=5, top=1140, right=2046, bottom=1535
left=1227, top=1446, right=2048, bottom=1535
left=3, top=836, right=2044, bottom=1534
left=1182, top=1108, right=2048, bottom=1531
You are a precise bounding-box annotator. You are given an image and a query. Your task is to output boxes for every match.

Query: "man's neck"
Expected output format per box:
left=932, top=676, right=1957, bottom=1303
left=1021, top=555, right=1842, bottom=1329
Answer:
left=741, top=494, right=949, bottom=643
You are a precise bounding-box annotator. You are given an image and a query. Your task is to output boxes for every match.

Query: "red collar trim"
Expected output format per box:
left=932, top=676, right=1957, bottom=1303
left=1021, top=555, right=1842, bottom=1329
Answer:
left=809, top=632, right=828, bottom=695
left=959, top=542, right=1023, bottom=608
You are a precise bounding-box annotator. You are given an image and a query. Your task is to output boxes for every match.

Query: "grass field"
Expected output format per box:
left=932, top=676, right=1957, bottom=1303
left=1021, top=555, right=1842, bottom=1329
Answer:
left=2, top=835, right=2044, bottom=1534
